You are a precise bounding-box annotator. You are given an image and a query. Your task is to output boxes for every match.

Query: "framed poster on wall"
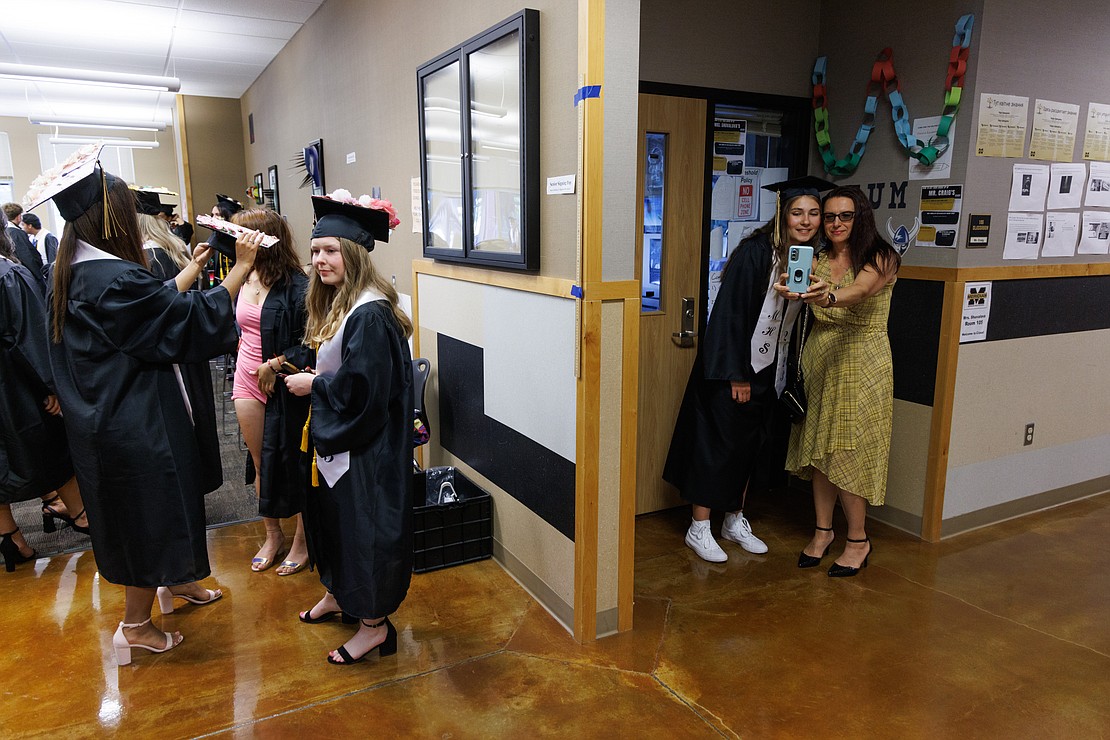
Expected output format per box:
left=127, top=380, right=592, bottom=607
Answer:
left=267, top=164, right=280, bottom=213
left=252, top=173, right=264, bottom=205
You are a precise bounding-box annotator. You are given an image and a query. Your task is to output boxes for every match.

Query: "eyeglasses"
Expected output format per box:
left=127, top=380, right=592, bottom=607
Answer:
left=823, top=211, right=856, bottom=223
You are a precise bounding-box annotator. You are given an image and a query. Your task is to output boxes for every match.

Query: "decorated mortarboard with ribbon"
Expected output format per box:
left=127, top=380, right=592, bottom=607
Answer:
left=215, top=193, right=244, bottom=214
left=761, top=175, right=838, bottom=202
left=22, top=143, right=128, bottom=236
left=196, top=213, right=279, bottom=260
left=310, top=189, right=399, bottom=252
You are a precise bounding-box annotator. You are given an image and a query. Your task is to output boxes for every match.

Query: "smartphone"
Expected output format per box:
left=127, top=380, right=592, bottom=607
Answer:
left=280, top=361, right=301, bottom=374
left=785, top=245, right=814, bottom=294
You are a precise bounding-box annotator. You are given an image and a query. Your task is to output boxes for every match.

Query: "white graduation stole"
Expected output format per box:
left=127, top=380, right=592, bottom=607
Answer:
left=750, top=265, right=802, bottom=394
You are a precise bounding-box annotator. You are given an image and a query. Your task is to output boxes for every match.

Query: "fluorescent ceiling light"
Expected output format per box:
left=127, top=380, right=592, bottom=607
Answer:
left=0, top=63, right=180, bottom=92
left=49, top=136, right=160, bottom=150
left=30, top=115, right=167, bottom=132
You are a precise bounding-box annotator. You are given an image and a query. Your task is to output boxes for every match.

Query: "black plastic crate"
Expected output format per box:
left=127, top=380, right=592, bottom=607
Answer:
left=412, top=467, right=492, bottom=573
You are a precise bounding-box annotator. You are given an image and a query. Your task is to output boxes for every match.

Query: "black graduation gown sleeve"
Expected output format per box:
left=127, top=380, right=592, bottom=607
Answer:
left=256, top=272, right=312, bottom=518
left=0, top=261, right=72, bottom=502
left=50, top=260, right=239, bottom=587
left=304, top=302, right=414, bottom=619
left=661, top=235, right=778, bottom=510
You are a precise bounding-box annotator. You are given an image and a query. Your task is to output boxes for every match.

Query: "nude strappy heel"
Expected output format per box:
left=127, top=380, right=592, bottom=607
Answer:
left=112, top=618, right=182, bottom=666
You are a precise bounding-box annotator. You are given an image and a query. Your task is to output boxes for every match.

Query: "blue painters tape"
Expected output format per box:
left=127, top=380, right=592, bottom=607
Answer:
left=570, top=285, right=584, bottom=299
left=574, top=85, right=601, bottom=106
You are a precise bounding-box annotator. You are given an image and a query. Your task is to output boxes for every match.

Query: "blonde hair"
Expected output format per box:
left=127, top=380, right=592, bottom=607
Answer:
left=305, top=237, right=413, bottom=346
left=139, top=213, right=190, bottom=270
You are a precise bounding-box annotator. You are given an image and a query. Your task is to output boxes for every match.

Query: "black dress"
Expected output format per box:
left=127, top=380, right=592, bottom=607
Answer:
left=304, top=297, right=413, bottom=619
left=662, top=232, right=785, bottom=510
left=255, top=272, right=313, bottom=519
left=0, top=259, right=72, bottom=502
left=49, top=243, right=238, bottom=587
left=144, top=245, right=225, bottom=496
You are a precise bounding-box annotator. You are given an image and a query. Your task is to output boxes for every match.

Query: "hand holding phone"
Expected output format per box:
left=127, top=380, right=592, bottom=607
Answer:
left=785, top=246, right=814, bottom=295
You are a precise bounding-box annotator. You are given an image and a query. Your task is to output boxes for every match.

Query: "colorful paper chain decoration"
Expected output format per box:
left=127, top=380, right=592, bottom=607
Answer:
left=811, top=14, right=974, bottom=176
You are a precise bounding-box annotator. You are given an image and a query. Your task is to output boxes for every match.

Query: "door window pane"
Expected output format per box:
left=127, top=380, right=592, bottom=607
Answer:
left=423, top=61, right=464, bottom=250
left=642, top=132, right=666, bottom=312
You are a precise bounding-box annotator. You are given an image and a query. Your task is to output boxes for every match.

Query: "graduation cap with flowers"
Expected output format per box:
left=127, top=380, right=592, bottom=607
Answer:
left=310, top=189, right=400, bottom=252
left=22, top=142, right=128, bottom=237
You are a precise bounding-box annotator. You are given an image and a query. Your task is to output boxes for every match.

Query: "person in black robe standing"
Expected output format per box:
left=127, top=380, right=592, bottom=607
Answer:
left=228, top=207, right=313, bottom=575
left=663, top=176, right=832, bottom=563
left=0, top=226, right=88, bottom=571
left=285, top=190, right=413, bottom=666
left=28, top=145, right=262, bottom=664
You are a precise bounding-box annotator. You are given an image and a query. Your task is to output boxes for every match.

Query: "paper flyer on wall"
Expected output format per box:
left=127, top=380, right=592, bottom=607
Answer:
left=1082, top=102, right=1110, bottom=161
left=712, top=117, right=746, bottom=175
left=916, top=185, right=962, bottom=247
left=758, top=167, right=789, bottom=222
left=909, top=116, right=956, bottom=180
left=1078, top=210, right=1110, bottom=254
left=1007, top=163, right=1049, bottom=211
left=711, top=172, right=760, bottom=221
left=975, top=93, right=1029, bottom=158
left=959, top=281, right=992, bottom=343
left=1082, top=161, right=1110, bottom=207
left=410, top=177, right=422, bottom=233
left=1028, top=99, right=1080, bottom=162
left=1003, top=212, right=1043, bottom=260
left=1046, top=162, right=1086, bottom=210
left=1042, top=212, right=1080, bottom=257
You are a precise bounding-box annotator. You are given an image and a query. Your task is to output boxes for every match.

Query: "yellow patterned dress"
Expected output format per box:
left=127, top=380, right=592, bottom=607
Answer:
left=786, top=254, right=896, bottom=505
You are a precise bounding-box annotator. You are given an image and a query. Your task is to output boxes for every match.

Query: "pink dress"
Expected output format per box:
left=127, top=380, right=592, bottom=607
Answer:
left=232, top=295, right=268, bottom=404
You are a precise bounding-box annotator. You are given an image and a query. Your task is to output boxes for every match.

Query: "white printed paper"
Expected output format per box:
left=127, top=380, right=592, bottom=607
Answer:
left=909, top=116, right=957, bottom=181
left=976, top=93, right=1029, bottom=158
left=1003, top=212, right=1043, bottom=260
left=1008, top=163, right=1049, bottom=211
left=1047, top=162, right=1087, bottom=210
left=1041, top=212, right=1080, bottom=257
left=959, top=281, right=991, bottom=343
left=1079, top=210, right=1110, bottom=254
left=411, top=177, right=422, bottom=234
left=546, top=175, right=576, bottom=195
left=1083, top=162, right=1110, bottom=207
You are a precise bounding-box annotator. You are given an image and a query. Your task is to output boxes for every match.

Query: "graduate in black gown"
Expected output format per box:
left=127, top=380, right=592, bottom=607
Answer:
left=285, top=190, right=413, bottom=666
left=136, top=189, right=225, bottom=499
left=0, top=225, right=88, bottom=571
left=663, top=176, right=832, bottom=563
left=29, top=145, right=263, bottom=664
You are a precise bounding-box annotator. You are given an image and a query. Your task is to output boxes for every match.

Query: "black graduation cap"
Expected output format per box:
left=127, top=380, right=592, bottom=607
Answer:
left=206, top=228, right=237, bottom=260
left=761, top=175, right=837, bottom=202
left=216, top=193, right=243, bottom=214
left=133, top=188, right=163, bottom=216
left=310, top=195, right=391, bottom=252
left=22, top=143, right=127, bottom=232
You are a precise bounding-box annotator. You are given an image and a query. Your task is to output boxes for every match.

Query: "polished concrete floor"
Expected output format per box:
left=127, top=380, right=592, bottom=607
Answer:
left=3, top=491, right=1109, bottom=738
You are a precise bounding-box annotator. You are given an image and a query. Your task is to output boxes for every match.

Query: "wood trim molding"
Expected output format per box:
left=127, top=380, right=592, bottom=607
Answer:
left=900, top=262, right=1110, bottom=282
left=175, top=94, right=193, bottom=225
left=413, top=259, right=575, bottom=298
left=574, top=300, right=601, bottom=643
left=920, top=280, right=964, bottom=541
left=584, top=280, right=639, bottom=300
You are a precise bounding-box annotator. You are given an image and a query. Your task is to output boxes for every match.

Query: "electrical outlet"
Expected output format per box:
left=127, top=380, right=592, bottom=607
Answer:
left=1024, top=423, right=1035, bottom=446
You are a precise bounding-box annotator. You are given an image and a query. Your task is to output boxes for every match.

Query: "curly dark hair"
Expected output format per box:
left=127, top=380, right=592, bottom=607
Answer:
left=822, top=186, right=900, bottom=275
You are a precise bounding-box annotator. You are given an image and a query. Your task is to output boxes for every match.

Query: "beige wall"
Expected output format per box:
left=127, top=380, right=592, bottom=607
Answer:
left=1, top=115, right=180, bottom=233
left=179, top=95, right=247, bottom=241
left=240, top=0, right=579, bottom=288
left=639, top=0, right=820, bottom=98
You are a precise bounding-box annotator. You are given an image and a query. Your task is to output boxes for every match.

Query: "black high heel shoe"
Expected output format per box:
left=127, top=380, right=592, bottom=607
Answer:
left=328, top=617, right=397, bottom=665
left=40, top=494, right=68, bottom=533
left=299, top=604, right=357, bottom=624
left=1, top=530, right=37, bottom=573
left=797, top=526, right=834, bottom=568
left=828, top=537, right=871, bottom=578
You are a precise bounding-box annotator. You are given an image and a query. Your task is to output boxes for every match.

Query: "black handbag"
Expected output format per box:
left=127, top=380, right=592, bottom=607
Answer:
left=780, top=307, right=808, bottom=423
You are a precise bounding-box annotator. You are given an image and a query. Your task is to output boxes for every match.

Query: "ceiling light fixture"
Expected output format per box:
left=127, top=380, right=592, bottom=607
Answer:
left=49, top=136, right=160, bottom=150
left=0, top=62, right=180, bottom=92
left=30, top=115, right=167, bottom=132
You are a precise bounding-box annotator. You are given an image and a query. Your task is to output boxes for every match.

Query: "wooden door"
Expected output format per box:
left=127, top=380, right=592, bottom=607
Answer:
left=636, top=94, right=706, bottom=514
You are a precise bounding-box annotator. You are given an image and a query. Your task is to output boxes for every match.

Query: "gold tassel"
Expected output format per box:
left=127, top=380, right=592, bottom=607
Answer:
left=311, top=452, right=319, bottom=488
left=772, top=191, right=782, bottom=251
left=300, top=406, right=311, bottom=452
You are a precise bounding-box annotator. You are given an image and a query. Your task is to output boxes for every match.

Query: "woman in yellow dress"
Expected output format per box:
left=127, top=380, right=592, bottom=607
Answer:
left=776, top=186, right=900, bottom=577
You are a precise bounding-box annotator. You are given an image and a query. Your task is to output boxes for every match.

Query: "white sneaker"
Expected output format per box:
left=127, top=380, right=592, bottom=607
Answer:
left=721, top=512, right=768, bottom=554
left=685, top=520, right=728, bottom=563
